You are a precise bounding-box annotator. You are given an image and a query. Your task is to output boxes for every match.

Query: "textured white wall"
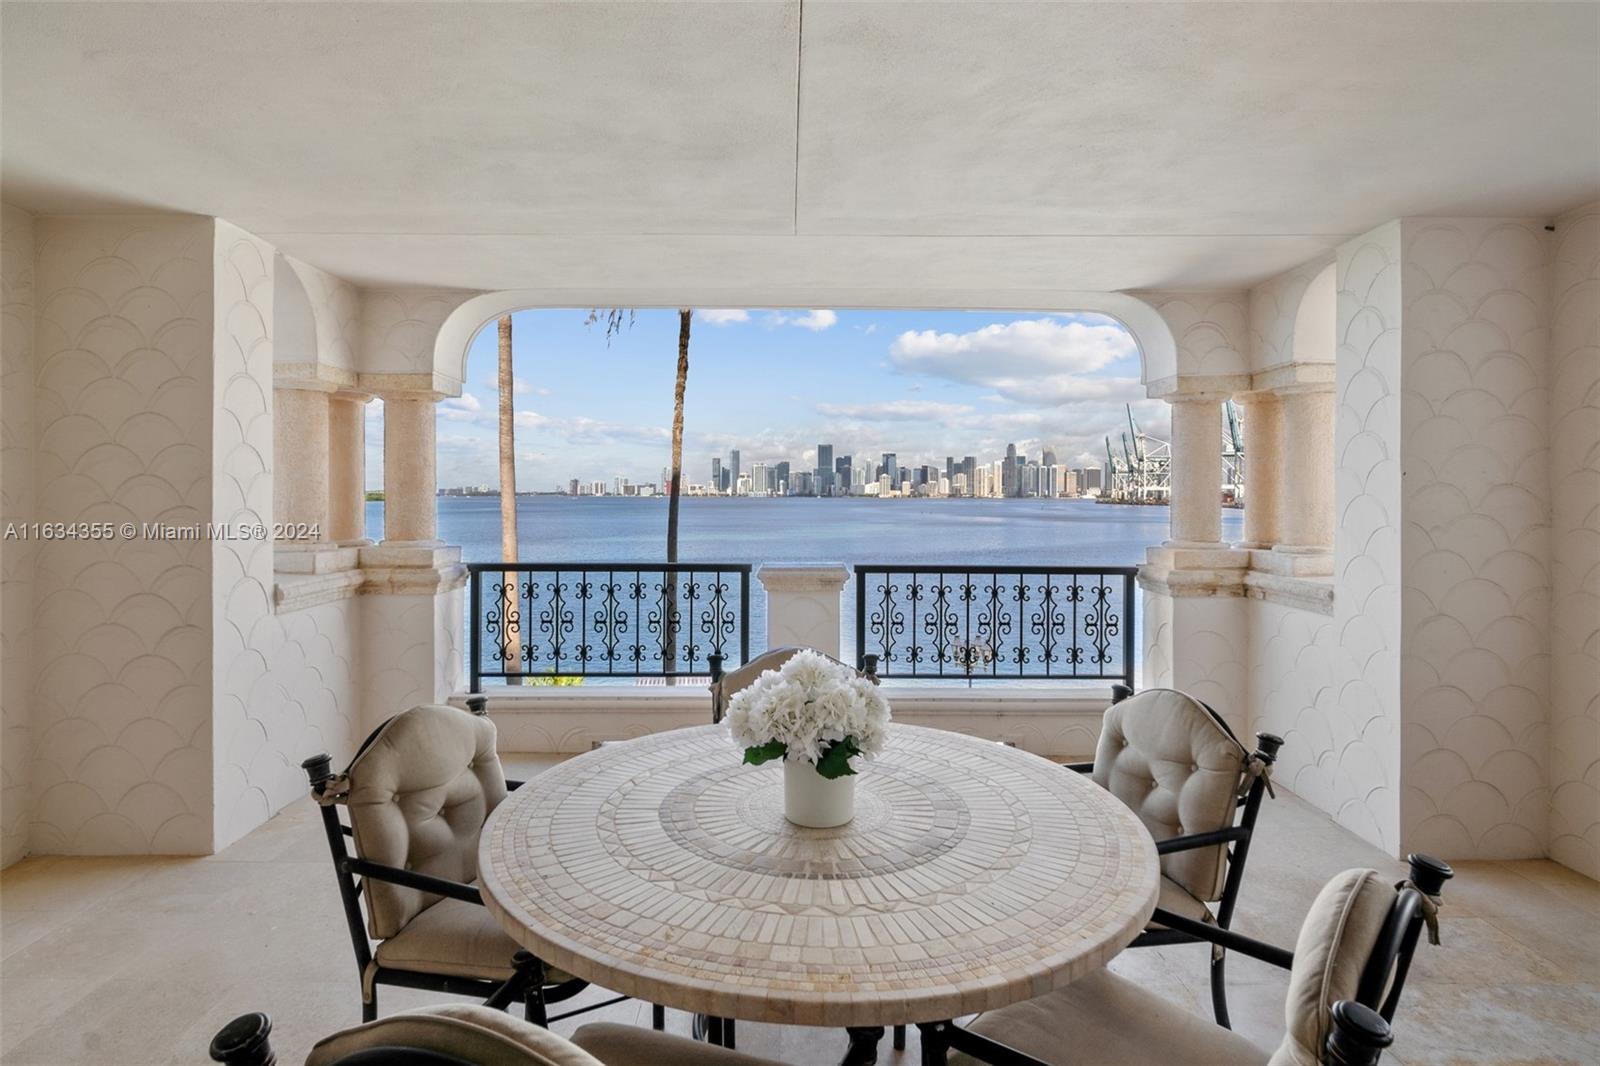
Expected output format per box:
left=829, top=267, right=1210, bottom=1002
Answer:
left=1548, top=201, right=1599, bottom=878
left=1, top=204, right=37, bottom=866
left=1248, top=254, right=1336, bottom=371
left=1399, top=218, right=1552, bottom=859
left=1137, top=291, right=1251, bottom=379
left=30, top=216, right=217, bottom=853
left=283, top=255, right=359, bottom=371
left=361, top=288, right=477, bottom=384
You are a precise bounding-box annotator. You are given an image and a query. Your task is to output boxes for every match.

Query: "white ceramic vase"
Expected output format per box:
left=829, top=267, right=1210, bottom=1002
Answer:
left=783, top=759, right=856, bottom=828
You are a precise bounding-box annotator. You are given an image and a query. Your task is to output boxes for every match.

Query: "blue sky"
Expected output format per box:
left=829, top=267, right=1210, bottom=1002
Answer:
left=367, top=309, right=1169, bottom=490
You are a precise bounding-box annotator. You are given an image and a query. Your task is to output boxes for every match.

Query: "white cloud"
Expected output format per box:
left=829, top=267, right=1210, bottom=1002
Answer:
left=815, top=400, right=974, bottom=422
left=699, top=309, right=750, bottom=325
left=439, top=392, right=482, bottom=422
left=515, top=409, right=669, bottom=446
left=889, top=317, right=1138, bottom=404
left=482, top=375, right=540, bottom=395
left=770, top=309, right=837, bottom=331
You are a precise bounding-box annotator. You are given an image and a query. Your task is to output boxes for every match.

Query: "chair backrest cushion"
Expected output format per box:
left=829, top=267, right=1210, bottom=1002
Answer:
left=345, top=704, right=507, bottom=938
left=1091, top=688, right=1248, bottom=900
left=1268, top=868, right=1394, bottom=1066
left=712, top=646, right=868, bottom=714
left=306, top=1004, right=604, bottom=1066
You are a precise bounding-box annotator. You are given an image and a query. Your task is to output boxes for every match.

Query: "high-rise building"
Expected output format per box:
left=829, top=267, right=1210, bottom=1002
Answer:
left=751, top=462, right=770, bottom=496
left=711, top=457, right=722, bottom=494
left=729, top=449, right=741, bottom=492
left=775, top=461, right=790, bottom=493
left=835, top=454, right=852, bottom=493
left=816, top=443, right=834, bottom=497
left=962, top=456, right=977, bottom=496
left=881, top=453, right=898, bottom=490
left=945, top=456, right=956, bottom=484
left=1042, top=448, right=1057, bottom=468
left=1003, top=443, right=1018, bottom=497
left=568, top=478, right=580, bottom=496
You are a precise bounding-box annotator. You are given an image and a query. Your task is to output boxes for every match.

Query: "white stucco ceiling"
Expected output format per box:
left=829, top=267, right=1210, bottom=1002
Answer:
left=3, top=1, right=1596, bottom=292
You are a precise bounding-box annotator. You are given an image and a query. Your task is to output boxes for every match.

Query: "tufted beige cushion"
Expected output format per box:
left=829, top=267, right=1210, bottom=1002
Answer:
left=1267, top=868, right=1393, bottom=1066
left=955, top=968, right=1270, bottom=1066
left=573, top=1022, right=784, bottom=1065
left=346, top=704, right=508, bottom=938
left=306, top=1004, right=603, bottom=1066
left=1091, top=688, right=1248, bottom=901
left=372, top=894, right=571, bottom=985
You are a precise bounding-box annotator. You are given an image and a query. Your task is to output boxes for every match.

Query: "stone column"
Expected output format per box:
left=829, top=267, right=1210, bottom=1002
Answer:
left=756, top=564, right=851, bottom=658
left=1166, top=396, right=1225, bottom=548
left=1234, top=392, right=1283, bottom=549
left=380, top=394, right=438, bottom=544
left=1275, top=385, right=1336, bottom=554
left=328, top=393, right=369, bottom=545
left=274, top=385, right=331, bottom=543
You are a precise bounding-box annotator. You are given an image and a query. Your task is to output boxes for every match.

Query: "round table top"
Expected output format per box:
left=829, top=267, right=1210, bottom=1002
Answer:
left=479, top=723, right=1159, bottom=1028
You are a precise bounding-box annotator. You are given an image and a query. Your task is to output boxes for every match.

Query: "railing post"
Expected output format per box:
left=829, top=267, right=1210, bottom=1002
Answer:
left=469, top=567, right=482, bottom=694
left=756, top=564, right=851, bottom=658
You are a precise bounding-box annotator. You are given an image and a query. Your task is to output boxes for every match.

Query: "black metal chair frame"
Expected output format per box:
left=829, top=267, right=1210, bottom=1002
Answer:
left=302, top=698, right=618, bottom=1027
left=1061, top=685, right=1284, bottom=1029
left=915, top=853, right=1454, bottom=1066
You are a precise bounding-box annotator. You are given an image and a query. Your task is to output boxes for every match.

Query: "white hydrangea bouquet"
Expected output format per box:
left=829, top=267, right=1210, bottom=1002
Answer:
left=728, top=649, right=891, bottom=777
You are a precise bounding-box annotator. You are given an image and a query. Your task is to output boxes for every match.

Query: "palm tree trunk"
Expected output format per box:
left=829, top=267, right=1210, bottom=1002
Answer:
left=497, top=314, right=522, bottom=675
left=663, top=309, right=691, bottom=681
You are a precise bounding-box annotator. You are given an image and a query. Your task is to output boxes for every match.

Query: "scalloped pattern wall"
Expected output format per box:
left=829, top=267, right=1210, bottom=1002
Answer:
left=2, top=204, right=37, bottom=866
left=30, top=216, right=217, bottom=853
left=283, top=255, right=359, bottom=371
left=1249, top=223, right=1406, bottom=853
left=361, top=288, right=476, bottom=382
left=1138, top=291, right=1251, bottom=379
left=1399, top=218, right=1552, bottom=859
left=1249, top=254, right=1335, bottom=371
left=211, top=224, right=361, bottom=850
left=1547, top=201, right=1598, bottom=878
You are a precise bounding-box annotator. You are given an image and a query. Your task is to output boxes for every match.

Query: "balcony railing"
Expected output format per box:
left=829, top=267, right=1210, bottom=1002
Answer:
left=854, top=565, right=1137, bottom=688
left=467, top=562, right=752, bottom=692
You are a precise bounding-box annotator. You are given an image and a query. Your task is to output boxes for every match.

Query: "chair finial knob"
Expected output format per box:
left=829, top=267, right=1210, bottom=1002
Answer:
left=1324, top=1000, right=1392, bottom=1065
left=465, top=695, right=489, bottom=716
left=300, top=754, right=333, bottom=789
left=209, top=1012, right=275, bottom=1066
left=1406, top=853, right=1453, bottom=896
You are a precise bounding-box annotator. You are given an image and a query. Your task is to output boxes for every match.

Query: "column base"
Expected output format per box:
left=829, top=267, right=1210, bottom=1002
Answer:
left=274, top=541, right=360, bottom=574
left=1139, top=544, right=1249, bottom=598
left=363, top=541, right=458, bottom=569
left=1257, top=546, right=1335, bottom=577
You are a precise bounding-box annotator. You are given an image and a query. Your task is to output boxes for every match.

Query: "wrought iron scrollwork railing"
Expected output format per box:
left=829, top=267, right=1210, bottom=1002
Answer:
left=468, top=562, right=751, bottom=692
left=854, top=565, right=1137, bottom=688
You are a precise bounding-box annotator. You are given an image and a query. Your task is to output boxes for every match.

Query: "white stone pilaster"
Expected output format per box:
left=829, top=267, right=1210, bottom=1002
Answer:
left=328, top=393, right=370, bottom=545
left=756, top=564, right=850, bottom=658
left=1166, top=395, right=1226, bottom=548
left=273, top=384, right=331, bottom=543
left=1234, top=391, right=1282, bottom=549
left=380, top=393, right=439, bottom=545
left=1275, top=385, right=1336, bottom=556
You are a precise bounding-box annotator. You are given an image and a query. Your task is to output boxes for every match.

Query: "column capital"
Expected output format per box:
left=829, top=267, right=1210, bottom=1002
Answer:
left=1146, top=373, right=1249, bottom=403
left=275, top=363, right=355, bottom=393
left=362, top=370, right=458, bottom=402
left=1248, top=361, right=1335, bottom=396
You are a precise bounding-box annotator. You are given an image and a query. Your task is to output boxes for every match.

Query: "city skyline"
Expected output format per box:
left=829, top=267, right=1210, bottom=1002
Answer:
left=545, top=439, right=1106, bottom=499
left=368, top=307, right=1163, bottom=491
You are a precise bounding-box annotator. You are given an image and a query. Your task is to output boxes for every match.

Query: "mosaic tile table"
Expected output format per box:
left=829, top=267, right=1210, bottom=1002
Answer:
left=479, top=723, right=1160, bottom=1028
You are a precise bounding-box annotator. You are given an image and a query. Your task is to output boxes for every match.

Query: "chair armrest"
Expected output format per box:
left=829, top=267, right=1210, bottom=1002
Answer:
left=1150, top=907, right=1294, bottom=970
left=1154, top=825, right=1248, bottom=855
left=934, top=1021, right=1053, bottom=1066
left=1062, top=761, right=1094, bottom=774
left=346, top=859, right=483, bottom=906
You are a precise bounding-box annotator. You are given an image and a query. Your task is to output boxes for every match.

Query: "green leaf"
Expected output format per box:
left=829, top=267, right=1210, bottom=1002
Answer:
left=742, top=741, right=787, bottom=766
left=813, top=737, right=861, bottom=780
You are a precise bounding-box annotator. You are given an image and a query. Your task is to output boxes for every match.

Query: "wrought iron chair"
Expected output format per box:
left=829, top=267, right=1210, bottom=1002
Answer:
left=303, top=701, right=605, bottom=1025
left=924, top=854, right=1452, bottom=1066
left=1062, top=686, right=1284, bottom=1027
left=209, top=1000, right=782, bottom=1066
left=708, top=646, right=879, bottom=724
